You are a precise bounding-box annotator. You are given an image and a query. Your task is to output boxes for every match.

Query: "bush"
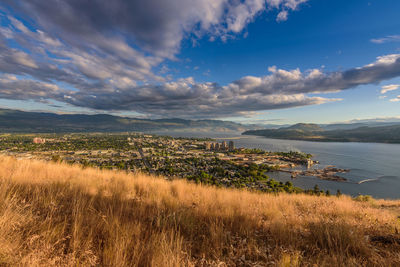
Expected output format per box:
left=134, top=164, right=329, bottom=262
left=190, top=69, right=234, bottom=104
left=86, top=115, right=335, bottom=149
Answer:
left=354, top=195, right=373, bottom=202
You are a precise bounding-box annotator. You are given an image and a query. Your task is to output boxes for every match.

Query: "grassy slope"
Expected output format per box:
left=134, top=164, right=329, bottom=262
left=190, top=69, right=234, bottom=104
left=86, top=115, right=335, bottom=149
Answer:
left=0, top=156, right=399, bottom=266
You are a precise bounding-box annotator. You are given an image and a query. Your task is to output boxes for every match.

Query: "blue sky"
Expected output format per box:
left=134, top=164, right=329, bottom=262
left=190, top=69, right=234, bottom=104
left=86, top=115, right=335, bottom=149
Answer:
left=0, top=0, right=399, bottom=124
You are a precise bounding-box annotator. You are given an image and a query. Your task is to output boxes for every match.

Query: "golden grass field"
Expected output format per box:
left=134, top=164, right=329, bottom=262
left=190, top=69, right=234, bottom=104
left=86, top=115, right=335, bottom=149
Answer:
left=0, top=156, right=399, bottom=266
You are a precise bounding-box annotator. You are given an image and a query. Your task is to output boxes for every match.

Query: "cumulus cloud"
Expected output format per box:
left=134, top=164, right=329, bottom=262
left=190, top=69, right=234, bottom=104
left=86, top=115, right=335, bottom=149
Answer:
left=225, top=54, right=400, bottom=96
left=1, top=2, right=400, bottom=118
left=276, top=11, right=288, bottom=22
left=381, top=84, right=399, bottom=94
left=54, top=53, right=400, bottom=117
left=1, top=46, right=400, bottom=118
left=371, top=35, right=400, bottom=44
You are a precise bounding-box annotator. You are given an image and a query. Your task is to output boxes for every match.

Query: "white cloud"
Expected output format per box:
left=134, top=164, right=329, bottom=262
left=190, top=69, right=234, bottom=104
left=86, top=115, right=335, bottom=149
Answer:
left=381, top=84, right=399, bottom=94
left=364, top=54, right=400, bottom=67
left=389, top=95, right=400, bottom=102
left=371, top=35, right=400, bottom=44
left=276, top=11, right=288, bottom=21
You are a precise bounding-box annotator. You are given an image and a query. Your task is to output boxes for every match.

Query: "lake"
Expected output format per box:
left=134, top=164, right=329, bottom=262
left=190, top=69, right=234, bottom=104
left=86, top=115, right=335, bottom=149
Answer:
left=153, top=131, right=400, bottom=199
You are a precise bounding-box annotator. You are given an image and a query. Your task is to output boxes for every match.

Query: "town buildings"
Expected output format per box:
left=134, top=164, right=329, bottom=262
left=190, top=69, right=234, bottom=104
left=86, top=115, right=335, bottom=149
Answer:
left=33, top=137, right=46, bottom=144
left=205, top=141, right=234, bottom=152
left=228, top=141, right=234, bottom=151
left=205, top=142, right=211, bottom=150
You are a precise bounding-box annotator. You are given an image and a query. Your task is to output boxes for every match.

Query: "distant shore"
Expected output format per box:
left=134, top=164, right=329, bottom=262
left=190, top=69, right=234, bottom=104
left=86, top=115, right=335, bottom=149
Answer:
left=242, top=123, right=400, bottom=144
left=242, top=132, right=400, bottom=144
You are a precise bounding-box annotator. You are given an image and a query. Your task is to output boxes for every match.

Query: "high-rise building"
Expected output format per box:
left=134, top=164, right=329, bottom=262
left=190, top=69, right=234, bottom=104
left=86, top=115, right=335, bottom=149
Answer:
left=228, top=141, right=234, bottom=151
left=205, top=142, right=211, bottom=150
left=221, top=141, right=227, bottom=150
left=214, top=143, right=220, bottom=150
left=210, top=143, right=215, bottom=150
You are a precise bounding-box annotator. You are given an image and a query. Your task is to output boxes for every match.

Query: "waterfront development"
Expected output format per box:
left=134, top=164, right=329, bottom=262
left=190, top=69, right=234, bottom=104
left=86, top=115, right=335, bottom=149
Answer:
left=154, top=131, right=400, bottom=199
left=0, top=133, right=344, bottom=195
left=233, top=136, right=400, bottom=199
left=1, top=132, right=399, bottom=198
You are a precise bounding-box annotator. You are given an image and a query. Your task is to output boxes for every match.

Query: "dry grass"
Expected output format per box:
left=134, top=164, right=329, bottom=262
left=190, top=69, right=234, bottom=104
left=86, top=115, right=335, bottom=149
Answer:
left=0, top=156, right=399, bottom=266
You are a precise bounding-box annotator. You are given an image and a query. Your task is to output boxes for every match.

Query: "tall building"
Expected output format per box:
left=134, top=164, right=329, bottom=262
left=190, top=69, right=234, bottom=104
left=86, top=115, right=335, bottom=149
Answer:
left=210, top=143, right=215, bottom=150
left=205, top=142, right=211, bottom=150
left=221, top=141, right=227, bottom=150
left=214, top=143, right=220, bottom=150
left=228, top=141, right=234, bottom=151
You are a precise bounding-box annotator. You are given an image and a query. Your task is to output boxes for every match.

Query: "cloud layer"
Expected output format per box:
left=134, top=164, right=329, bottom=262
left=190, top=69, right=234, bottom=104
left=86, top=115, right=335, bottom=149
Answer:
left=0, top=1, right=399, bottom=119
left=3, top=0, right=308, bottom=57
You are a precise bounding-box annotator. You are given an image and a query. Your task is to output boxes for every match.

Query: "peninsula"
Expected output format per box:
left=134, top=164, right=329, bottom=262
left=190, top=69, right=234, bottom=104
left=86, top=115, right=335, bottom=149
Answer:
left=242, top=123, right=400, bottom=144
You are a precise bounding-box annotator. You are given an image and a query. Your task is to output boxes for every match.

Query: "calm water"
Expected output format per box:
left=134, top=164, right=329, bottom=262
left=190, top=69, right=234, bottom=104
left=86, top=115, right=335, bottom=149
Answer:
left=153, top=131, right=400, bottom=199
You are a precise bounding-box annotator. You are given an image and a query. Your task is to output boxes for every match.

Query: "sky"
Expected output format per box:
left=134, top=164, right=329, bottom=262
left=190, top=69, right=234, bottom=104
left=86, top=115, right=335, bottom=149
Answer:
left=0, top=0, right=399, bottom=124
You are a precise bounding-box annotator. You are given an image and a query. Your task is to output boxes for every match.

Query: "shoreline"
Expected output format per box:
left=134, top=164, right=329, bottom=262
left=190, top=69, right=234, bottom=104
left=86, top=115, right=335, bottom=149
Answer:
left=278, top=166, right=349, bottom=182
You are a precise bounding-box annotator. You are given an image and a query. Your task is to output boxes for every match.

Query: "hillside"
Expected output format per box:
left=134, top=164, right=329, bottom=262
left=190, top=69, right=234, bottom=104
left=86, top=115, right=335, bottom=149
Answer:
left=285, top=123, right=324, bottom=132
left=0, top=109, right=251, bottom=133
left=0, top=156, right=399, bottom=266
left=243, top=123, right=400, bottom=143
left=242, top=123, right=325, bottom=140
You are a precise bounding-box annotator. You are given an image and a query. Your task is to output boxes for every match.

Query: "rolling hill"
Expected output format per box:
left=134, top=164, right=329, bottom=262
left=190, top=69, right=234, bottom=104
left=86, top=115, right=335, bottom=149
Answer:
left=243, top=123, right=400, bottom=143
left=1, top=156, right=399, bottom=266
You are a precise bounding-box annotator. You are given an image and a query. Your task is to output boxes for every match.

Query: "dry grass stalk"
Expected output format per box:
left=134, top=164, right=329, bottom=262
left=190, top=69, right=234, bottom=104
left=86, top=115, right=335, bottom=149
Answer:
left=0, top=156, right=399, bottom=266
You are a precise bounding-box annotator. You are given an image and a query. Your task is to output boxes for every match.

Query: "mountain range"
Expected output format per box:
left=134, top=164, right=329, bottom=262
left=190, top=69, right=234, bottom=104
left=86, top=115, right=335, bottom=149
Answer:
left=0, top=109, right=251, bottom=133
left=1, top=108, right=400, bottom=144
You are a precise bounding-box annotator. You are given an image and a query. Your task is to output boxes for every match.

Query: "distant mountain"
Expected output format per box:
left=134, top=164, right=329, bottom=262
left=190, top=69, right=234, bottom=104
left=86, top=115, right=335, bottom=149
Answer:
left=243, top=123, right=400, bottom=144
left=321, top=123, right=367, bottom=131
left=321, top=122, right=400, bottom=131
left=241, top=123, right=324, bottom=140
left=321, top=125, right=400, bottom=143
left=0, top=109, right=254, bottom=133
left=319, top=118, right=400, bottom=131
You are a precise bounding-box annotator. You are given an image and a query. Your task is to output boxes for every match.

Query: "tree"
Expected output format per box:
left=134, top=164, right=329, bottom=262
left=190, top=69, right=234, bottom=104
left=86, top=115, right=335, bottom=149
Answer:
left=51, top=155, right=62, bottom=163
left=336, top=189, right=342, bottom=197
left=313, top=184, right=321, bottom=195
left=117, top=161, right=126, bottom=170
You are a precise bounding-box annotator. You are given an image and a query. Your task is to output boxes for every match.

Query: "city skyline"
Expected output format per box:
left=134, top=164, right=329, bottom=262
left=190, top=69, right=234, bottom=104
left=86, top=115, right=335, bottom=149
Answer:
left=0, top=0, right=399, bottom=124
